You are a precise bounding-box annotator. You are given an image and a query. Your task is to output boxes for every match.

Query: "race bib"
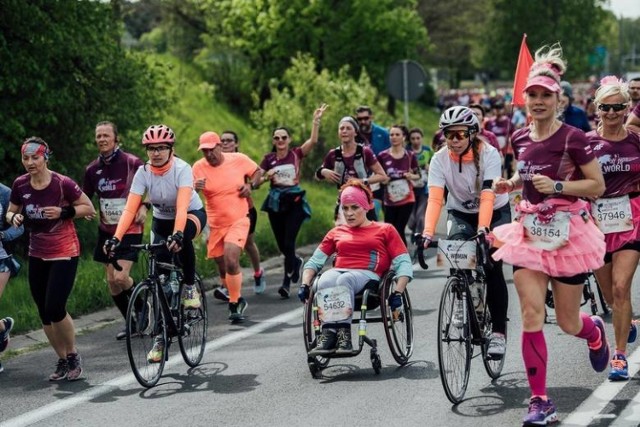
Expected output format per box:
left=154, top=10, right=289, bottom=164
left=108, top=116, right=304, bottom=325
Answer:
left=522, top=211, right=571, bottom=251
left=436, top=240, right=477, bottom=269
left=99, top=198, right=126, bottom=225
left=592, top=195, right=633, bottom=234
left=271, top=164, right=297, bottom=186
left=497, top=135, right=507, bottom=149
left=370, top=182, right=381, bottom=192
left=387, top=179, right=411, bottom=202
left=317, top=285, right=353, bottom=323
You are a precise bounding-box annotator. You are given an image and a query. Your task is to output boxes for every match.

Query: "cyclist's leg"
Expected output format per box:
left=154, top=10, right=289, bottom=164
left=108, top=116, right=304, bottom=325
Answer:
left=179, top=208, right=206, bottom=286
left=486, top=204, right=512, bottom=335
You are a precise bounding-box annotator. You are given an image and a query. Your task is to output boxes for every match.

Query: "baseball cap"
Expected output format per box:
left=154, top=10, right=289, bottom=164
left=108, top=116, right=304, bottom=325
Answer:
left=198, top=131, right=221, bottom=150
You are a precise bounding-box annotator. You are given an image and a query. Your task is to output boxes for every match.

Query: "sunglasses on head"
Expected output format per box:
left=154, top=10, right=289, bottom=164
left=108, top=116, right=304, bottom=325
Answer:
left=598, top=103, right=627, bottom=112
left=443, top=129, right=471, bottom=141
left=273, top=135, right=288, bottom=141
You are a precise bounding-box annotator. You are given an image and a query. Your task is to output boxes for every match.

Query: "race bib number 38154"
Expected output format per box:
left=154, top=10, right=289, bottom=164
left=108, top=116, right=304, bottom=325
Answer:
left=522, top=211, right=571, bottom=251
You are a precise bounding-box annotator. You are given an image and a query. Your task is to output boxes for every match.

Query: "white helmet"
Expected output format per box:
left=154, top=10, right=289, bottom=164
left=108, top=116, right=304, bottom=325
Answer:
left=439, top=106, right=479, bottom=133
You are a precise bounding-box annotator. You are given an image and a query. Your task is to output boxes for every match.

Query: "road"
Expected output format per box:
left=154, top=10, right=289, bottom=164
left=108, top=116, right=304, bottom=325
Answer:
left=1, top=250, right=640, bottom=426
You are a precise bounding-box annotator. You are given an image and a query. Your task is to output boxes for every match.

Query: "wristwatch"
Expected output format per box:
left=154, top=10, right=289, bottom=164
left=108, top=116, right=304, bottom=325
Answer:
left=553, top=181, right=564, bottom=194
left=363, top=178, right=370, bottom=186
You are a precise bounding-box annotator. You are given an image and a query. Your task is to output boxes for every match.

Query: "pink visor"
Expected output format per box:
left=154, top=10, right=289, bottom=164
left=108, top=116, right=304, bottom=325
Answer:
left=523, top=76, right=561, bottom=93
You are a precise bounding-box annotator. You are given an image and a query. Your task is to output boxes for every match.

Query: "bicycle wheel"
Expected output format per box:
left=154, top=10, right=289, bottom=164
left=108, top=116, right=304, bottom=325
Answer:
left=179, top=273, right=208, bottom=367
left=303, top=289, right=329, bottom=377
left=481, top=308, right=506, bottom=379
left=381, top=275, right=414, bottom=365
left=126, top=281, right=167, bottom=388
left=437, top=276, right=472, bottom=404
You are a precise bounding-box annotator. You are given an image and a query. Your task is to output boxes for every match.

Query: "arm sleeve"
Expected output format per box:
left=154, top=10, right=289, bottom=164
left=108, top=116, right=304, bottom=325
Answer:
left=391, top=253, right=414, bottom=280
left=304, top=248, right=330, bottom=273
left=423, top=186, right=445, bottom=236
left=173, top=186, right=192, bottom=234
left=478, top=190, right=496, bottom=229
left=113, top=193, right=143, bottom=240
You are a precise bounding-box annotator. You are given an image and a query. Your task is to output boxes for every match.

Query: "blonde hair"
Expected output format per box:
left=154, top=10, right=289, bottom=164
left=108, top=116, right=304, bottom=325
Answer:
left=594, top=78, right=630, bottom=105
left=528, top=43, right=567, bottom=84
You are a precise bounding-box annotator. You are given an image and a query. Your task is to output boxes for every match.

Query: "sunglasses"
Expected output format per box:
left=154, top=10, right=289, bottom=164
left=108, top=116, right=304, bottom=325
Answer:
left=146, top=145, right=172, bottom=153
left=220, top=138, right=235, bottom=143
left=597, top=103, right=627, bottom=112
left=356, top=116, right=371, bottom=122
left=273, top=135, right=289, bottom=141
left=443, top=129, right=471, bottom=141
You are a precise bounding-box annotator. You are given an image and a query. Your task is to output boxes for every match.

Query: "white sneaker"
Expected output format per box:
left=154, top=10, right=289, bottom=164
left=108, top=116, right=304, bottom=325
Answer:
left=487, top=332, right=506, bottom=358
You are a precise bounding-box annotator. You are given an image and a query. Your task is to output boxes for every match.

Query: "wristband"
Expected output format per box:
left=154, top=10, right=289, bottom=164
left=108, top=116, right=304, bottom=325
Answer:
left=315, top=167, right=325, bottom=180
left=60, top=206, right=76, bottom=220
left=8, top=212, right=16, bottom=226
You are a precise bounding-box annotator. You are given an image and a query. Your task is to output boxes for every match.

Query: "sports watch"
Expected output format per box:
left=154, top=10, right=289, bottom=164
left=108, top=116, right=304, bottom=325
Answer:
left=553, top=181, right=564, bottom=194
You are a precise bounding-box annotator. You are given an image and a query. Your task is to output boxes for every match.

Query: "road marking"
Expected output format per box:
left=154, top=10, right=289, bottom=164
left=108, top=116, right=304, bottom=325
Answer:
left=0, top=307, right=303, bottom=427
left=562, top=345, right=640, bottom=426
left=610, top=384, right=640, bottom=427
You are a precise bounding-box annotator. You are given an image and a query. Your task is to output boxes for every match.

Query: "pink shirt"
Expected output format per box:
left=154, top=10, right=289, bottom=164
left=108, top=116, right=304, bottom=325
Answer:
left=588, top=130, right=640, bottom=197
left=376, top=149, right=418, bottom=206
left=259, top=147, right=305, bottom=187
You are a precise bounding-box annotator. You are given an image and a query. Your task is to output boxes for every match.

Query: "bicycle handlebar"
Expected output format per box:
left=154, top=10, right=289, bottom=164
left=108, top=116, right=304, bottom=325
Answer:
left=108, top=241, right=168, bottom=272
left=413, top=233, right=438, bottom=270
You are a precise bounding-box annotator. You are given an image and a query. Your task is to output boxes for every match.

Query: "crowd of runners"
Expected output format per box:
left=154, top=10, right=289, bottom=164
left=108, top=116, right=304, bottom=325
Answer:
left=1, top=41, right=640, bottom=427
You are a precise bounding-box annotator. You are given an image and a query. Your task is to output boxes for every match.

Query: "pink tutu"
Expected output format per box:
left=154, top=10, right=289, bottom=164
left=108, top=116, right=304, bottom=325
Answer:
left=492, top=198, right=605, bottom=277
left=601, top=195, right=640, bottom=253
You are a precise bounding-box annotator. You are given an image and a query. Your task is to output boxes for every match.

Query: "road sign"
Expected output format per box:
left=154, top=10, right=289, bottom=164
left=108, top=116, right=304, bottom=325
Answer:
left=385, top=60, right=427, bottom=125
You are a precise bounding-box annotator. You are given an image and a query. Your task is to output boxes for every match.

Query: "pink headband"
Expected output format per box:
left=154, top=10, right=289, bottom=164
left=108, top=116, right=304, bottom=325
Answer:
left=340, top=186, right=371, bottom=211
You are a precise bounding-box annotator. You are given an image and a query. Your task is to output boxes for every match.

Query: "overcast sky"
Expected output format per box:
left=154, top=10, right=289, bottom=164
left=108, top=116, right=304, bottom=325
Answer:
left=605, top=0, right=640, bottom=18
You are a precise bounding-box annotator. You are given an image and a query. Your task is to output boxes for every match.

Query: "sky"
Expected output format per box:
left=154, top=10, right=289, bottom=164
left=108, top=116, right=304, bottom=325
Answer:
left=604, top=0, right=640, bottom=18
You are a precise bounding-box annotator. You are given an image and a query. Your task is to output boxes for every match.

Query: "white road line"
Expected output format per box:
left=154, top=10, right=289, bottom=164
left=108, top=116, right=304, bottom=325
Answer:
left=610, top=383, right=640, bottom=427
left=0, top=307, right=303, bottom=427
left=561, top=345, right=640, bottom=426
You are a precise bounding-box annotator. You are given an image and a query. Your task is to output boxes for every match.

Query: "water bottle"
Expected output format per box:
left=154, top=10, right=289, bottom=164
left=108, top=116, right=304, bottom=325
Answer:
left=358, top=319, right=367, bottom=336
left=168, top=270, right=180, bottom=309
left=160, top=274, right=172, bottom=299
left=471, top=282, right=484, bottom=317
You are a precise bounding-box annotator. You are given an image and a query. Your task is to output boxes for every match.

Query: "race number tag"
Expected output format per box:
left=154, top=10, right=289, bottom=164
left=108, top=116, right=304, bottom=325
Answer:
left=436, top=240, right=477, bottom=269
left=271, top=164, right=296, bottom=186
left=387, top=179, right=411, bottom=202
left=317, top=285, right=353, bottom=323
left=497, top=135, right=507, bottom=149
left=591, top=195, right=633, bottom=234
left=99, top=198, right=126, bottom=225
left=522, top=211, right=571, bottom=250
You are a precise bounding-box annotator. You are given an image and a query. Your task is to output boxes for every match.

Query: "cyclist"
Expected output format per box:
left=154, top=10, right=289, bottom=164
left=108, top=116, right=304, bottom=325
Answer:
left=6, top=137, right=96, bottom=381
left=104, top=124, right=207, bottom=362
left=491, top=44, right=608, bottom=426
left=0, top=182, right=24, bottom=374
left=587, top=75, right=640, bottom=381
left=377, top=124, right=420, bottom=247
left=422, top=106, right=510, bottom=358
left=193, top=131, right=260, bottom=322
left=256, top=104, right=327, bottom=298
left=83, top=121, right=147, bottom=340
left=298, top=180, right=412, bottom=355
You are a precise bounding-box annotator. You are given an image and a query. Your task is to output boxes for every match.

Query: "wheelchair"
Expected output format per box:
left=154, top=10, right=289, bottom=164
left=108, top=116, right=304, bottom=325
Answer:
left=302, top=270, right=414, bottom=379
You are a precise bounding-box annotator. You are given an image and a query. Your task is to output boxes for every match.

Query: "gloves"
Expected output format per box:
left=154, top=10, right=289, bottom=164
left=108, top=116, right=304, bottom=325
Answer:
left=103, top=237, right=120, bottom=256
left=167, top=231, right=184, bottom=250
left=298, top=284, right=310, bottom=303
left=388, top=292, right=403, bottom=311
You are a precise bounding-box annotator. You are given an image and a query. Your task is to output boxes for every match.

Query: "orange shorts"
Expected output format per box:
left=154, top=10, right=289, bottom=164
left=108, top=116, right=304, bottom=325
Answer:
left=206, top=217, right=250, bottom=259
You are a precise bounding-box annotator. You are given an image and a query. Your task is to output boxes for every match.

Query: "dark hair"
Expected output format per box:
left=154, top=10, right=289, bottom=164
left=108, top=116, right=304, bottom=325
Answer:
left=390, top=124, right=409, bottom=140
left=222, top=130, right=239, bottom=152
left=355, top=105, right=373, bottom=115
left=96, top=121, right=119, bottom=143
left=271, top=127, right=292, bottom=152
left=408, top=127, right=424, bottom=137
left=630, top=77, right=640, bottom=83
left=468, top=103, right=486, bottom=115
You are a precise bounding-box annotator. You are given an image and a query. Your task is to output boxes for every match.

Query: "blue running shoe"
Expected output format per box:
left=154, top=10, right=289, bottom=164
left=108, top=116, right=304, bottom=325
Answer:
left=628, top=322, right=637, bottom=344
left=0, top=317, right=14, bottom=353
left=608, top=354, right=629, bottom=381
left=589, top=315, right=610, bottom=373
left=523, top=396, right=558, bottom=426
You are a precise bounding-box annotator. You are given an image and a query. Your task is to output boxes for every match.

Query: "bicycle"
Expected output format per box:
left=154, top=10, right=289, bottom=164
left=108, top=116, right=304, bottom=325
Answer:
left=416, top=233, right=506, bottom=404
left=544, top=271, right=610, bottom=323
left=111, top=241, right=208, bottom=388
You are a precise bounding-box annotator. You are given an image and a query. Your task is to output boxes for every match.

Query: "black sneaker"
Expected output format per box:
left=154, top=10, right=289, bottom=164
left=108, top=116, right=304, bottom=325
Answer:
left=290, top=256, right=303, bottom=284
left=0, top=317, right=14, bottom=353
left=116, top=328, right=126, bottom=341
left=228, top=298, right=248, bottom=322
left=278, top=274, right=291, bottom=299
left=308, top=329, right=337, bottom=356
left=335, top=328, right=353, bottom=354
left=66, top=352, right=83, bottom=381
left=49, top=358, right=68, bottom=381
left=214, top=286, right=230, bottom=302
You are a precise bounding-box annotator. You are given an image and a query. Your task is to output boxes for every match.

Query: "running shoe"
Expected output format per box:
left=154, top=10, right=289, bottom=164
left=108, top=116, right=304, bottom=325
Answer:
left=147, top=338, right=165, bottom=363
left=181, top=284, right=201, bottom=309
left=213, top=286, right=230, bottom=302
left=278, top=273, right=291, bottom=299
left=116, top=328, right=127, bottom=341
left=335, top=328, right=353, bottom=354
left=487, top=332, right=506, bottom=358
left=49, top=358, right=69, bottom=381
left=588, top=315, right=610, bottom=373
left=0, top=317, right=14, bottom=353
left=228, top=297, right=248, bottom=322
left=608, top=353, right=629, bottom=381
left=66, top=353, right=83, bottom=381
left=254, top=269, right=266, bottom=295
left=628, top=321, right=637, bottom=344
left=523, top=396, right=558, bottom=426
left=290, top=256, right=303, bottom=284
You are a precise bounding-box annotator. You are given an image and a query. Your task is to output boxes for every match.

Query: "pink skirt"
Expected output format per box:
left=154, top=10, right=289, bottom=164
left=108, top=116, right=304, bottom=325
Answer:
left=492, top=200, right=605, bottom=277
left=601, top=195, right=640, bottom=253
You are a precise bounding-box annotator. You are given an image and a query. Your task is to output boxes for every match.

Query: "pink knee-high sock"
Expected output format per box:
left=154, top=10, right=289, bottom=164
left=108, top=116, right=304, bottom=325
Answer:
left=574, top=312, right=601, bottom=347
left=522, top=331, right=548, bottom=397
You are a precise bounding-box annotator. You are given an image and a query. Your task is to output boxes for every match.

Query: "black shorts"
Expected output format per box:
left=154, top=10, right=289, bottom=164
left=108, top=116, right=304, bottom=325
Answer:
left=604, top=240, right=640, bottom=264
left=248, top=206, right=257, bottom=235
left=93, top=228, right=142, bottom=263
left=512, top=265, right=587, bottom=285
left=446, top=203, right=512, bottom=241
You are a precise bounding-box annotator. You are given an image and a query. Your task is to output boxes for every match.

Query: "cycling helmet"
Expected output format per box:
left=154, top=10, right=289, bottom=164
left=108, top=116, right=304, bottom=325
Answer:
left=142, top=124, right=176, bottom=145
left=438, top=106, right=479, bottom=133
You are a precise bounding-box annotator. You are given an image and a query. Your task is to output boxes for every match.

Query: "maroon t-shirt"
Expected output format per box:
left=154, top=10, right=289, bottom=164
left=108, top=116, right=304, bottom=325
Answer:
left=480, top=130, right=501, bottom=152
left=321, top=145, right=378, bottom=184
left=377, top=149, right=418, bottom=206
left=11, top=172, right=83, bottom=259
left=259, top=147, right=305, bottom=187
left=588, top=130, right=640, bottom=197
left=633, top=102, right=640, bottom=119
left=512, top=124, right=595, bottom=205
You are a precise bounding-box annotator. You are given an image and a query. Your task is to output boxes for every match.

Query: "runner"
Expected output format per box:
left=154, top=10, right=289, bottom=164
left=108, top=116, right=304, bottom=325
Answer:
left=6, top=137, right=96, bottom=381
left=104, top=124, right=207, bottom=361
left=587, top=75, right=640, bottom=381
left=193, top=131, right=260, bottom=321
left=491, top=44, right=608, bottom=426
left=256, top=104, right=327, bottom=298
left=0, top=182, right=24, bottom=374
left=406, top=128, right=433, bottom=246
left=485, top=102, right=514, bottom=178
left=83, top=121, right=146, bottom=340
left=422, top=106, right=510, bottom=357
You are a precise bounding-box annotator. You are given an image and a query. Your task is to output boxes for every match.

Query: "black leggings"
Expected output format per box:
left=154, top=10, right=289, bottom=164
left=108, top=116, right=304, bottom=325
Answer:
left=268, top=203, right=307, bottom=274
left=152, top=208, right=206, bottom=285
left=384, top=203, right=414, bottom=247
left=29, top=257, right=79, bottom=325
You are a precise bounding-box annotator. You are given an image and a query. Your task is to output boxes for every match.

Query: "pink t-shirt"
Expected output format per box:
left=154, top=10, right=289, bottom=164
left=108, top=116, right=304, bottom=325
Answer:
left=259, top=147, right=304, bottom=187
left=318, top=222, right=407, bottom=277
left=11, top=172, right=83, bottom=259
left=376, top=149, right=418, bottom=206
left=512, top=124, right=595, bottom=205
left=588, top=130, right=640, bottom=197
left=321, top=145, right=378, bottom=184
